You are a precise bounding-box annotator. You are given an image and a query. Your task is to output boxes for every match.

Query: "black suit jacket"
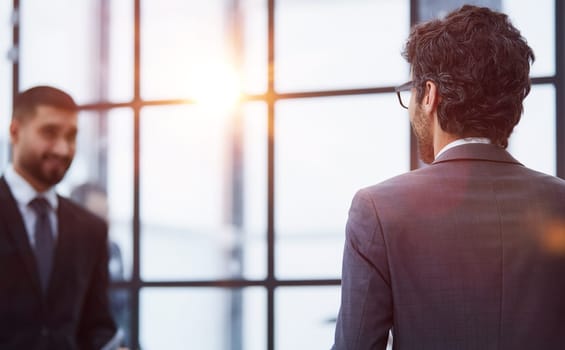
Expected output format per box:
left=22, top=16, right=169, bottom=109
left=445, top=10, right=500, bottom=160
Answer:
left=0, top=177, right=116, bottom=350
left=333, top=144, right=565, bottom=349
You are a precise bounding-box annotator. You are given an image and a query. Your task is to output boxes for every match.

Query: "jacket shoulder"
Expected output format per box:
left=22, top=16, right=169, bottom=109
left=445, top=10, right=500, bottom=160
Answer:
left=57, top=196, right=108, bottom=239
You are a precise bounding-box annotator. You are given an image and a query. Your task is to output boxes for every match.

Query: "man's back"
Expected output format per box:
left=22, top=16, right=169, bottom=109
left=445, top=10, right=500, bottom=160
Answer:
left=333, top=5, right=562, bottom=349
left=334, top=144, right=565, bottom=349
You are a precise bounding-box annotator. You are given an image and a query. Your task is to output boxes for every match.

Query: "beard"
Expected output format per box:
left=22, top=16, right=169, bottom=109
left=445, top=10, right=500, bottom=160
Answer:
left=20, top=153, right=73, bottom=188
left=411, top=106, right=434, bottom=164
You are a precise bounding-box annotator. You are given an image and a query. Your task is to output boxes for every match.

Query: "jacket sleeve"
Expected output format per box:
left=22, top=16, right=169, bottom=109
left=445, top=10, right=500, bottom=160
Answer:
left=333, top=189, right=392, bottom=350
left=77, top=219, right=117, bottom=350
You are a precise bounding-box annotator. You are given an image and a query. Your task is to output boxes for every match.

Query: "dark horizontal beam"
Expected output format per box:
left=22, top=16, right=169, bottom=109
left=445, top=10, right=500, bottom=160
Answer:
left=531, top=76, right=556, bottom=85
left=79, top=87, right=395, bottom=111
left=109, top=278, right=341, bottom=289
left=78, top=76, right=556, bottom=112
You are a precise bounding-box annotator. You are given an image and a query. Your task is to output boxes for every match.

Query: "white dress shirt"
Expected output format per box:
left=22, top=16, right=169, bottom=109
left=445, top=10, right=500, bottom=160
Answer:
left=4, top=165, right=59, bottom=247
left=435, top=137, right=492, bottom=160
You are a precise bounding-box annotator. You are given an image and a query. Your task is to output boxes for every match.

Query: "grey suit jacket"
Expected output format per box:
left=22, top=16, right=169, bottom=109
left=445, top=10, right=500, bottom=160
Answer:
left=333, top=143, right=565, bottom=349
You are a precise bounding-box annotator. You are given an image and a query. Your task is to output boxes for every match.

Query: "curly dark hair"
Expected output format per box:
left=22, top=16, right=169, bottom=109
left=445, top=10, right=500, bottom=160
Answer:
left=402, top=5, right=535, bottom=148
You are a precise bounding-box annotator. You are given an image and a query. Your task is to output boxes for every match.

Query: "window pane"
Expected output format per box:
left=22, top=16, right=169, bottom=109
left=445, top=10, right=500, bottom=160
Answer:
left=140, top=104, right=266, bottom=280
left=20, top=0, right=131, bottom=104
left=106, top=110, right=135, bottom=280
left=276, top=286, right=340, bottom=350
left=242, top=0, right=268, bottom=94
left=108, top=0, right=134, bottom=102
left=58, top=109, right=134, bottom=280
left=418, top=0, right=502, bottom=21
left=242, top=103, right=268, bottom=277
left=140, top=287, right=266, bottom=350
left=419, top=1, right=554, bottom=77
left=142, top=0, right=232, bottom=99
left=508, top=84, right=556, bottom=175
left=275, top=94, right=410, bottom=278
left=275, top=0, right=410, bottom=92
left=503, top=0, right=555, bottom=77
left=0, top=1, right=12, bottom=170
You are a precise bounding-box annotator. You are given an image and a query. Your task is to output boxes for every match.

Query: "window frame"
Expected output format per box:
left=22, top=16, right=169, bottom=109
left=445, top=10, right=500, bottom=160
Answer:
left=10, top=0, right=565, bottom=349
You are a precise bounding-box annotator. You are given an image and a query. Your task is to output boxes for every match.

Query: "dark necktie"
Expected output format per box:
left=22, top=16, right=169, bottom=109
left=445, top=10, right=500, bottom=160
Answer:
left=29, top=197, right=55, bottom=293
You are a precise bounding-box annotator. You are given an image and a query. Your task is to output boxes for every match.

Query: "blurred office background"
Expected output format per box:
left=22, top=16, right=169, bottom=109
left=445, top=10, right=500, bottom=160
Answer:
left=0, top=0, right=563, bottom=349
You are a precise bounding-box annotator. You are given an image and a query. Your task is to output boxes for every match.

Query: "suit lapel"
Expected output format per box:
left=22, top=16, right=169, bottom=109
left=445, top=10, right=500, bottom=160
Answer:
left=0, top=177, right=43, bottom=297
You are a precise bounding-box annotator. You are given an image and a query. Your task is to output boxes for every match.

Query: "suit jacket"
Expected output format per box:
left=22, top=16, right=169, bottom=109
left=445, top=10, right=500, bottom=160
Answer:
left=333, top=143, right=565, bottom=349
left=0, top=177, right=116, bottom=350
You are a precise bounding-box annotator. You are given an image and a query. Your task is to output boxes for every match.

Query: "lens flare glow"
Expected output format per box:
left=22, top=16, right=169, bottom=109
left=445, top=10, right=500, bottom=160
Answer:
left=187, top=61, right=242, bottom=113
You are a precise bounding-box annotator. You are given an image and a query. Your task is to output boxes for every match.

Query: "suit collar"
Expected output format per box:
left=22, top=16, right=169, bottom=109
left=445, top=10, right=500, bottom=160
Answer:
left=0, top=176, right=43, bottom=297
left=0, top=177, right=77, bottom=300
left=4, top=165, right=58, bottom=209
left=432, top=143, right=523, bottom=166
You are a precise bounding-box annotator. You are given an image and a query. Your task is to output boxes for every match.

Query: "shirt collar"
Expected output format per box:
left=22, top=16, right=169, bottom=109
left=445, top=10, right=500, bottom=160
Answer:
left=435, top=137, right=491, bottom=160
left=4, top=165, right=59, bottom=210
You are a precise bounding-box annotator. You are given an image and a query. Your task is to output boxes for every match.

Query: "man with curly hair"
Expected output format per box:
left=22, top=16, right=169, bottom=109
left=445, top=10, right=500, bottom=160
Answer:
left=333, top=5, right=565, bottom=349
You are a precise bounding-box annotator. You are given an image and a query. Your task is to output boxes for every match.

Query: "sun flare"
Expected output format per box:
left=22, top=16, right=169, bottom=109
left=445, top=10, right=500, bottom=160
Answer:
left=187, top=61, right=242, bottom=114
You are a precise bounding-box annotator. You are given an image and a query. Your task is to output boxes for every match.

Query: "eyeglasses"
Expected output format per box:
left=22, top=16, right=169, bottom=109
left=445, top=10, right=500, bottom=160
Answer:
left=394, top=80, right=414, bottom=109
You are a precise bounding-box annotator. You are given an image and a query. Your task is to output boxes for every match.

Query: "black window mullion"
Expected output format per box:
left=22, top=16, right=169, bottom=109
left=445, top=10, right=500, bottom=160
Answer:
left=556, top=0, right=565, bottom=179
left=409, top=0, right=419, bottom=170
left=132, top=0, right=142, bottom=348
left=267, top=0, right=276, bottom=348
left=12, top=0, right=19, bottom=99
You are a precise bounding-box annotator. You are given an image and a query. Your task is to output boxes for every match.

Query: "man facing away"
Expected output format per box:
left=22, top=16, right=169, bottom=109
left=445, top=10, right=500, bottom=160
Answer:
left=333, top=5, right=565, bottom=350
left=0, top=86, right=117, bottom=349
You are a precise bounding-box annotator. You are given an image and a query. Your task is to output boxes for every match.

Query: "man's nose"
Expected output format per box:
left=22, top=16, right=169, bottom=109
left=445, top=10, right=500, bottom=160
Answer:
left=51, top=137, right=74, bottom=157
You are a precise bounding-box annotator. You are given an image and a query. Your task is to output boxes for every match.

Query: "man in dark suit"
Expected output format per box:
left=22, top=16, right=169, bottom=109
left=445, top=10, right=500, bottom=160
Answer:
left=0, top=86, right=117, bottom=349
left=333, top=5, right=565, bottom=350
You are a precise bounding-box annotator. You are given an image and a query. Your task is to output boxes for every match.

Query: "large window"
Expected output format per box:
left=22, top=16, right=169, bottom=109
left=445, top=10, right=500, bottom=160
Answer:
left=4, top=0, right=563, bottom=349
left=0, top=1, right=12, bottom=170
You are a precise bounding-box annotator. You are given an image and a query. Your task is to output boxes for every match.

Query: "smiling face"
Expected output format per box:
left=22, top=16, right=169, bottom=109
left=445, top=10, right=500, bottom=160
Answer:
left=10, top=105, right=78, bottom=192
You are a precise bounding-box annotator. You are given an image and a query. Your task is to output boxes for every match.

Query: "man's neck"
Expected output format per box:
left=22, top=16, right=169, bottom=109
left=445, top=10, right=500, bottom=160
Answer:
left=432, top=116, right=458, bottom=159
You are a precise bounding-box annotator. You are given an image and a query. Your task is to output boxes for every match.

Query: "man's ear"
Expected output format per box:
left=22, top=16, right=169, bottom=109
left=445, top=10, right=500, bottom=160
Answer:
left=421, top=81, right=439, bottom=116
left=9, top=119, right=20, bottom=144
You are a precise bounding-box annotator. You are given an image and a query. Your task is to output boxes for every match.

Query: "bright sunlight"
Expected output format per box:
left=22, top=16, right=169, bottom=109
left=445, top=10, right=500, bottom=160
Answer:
left=186, top=60, right=243, bottom=114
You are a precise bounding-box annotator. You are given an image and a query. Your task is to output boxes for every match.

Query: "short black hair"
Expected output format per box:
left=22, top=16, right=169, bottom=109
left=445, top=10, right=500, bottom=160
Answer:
left=13, top=85, right=78, bottom=121
left=403, top=5, right=535, bottom=148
